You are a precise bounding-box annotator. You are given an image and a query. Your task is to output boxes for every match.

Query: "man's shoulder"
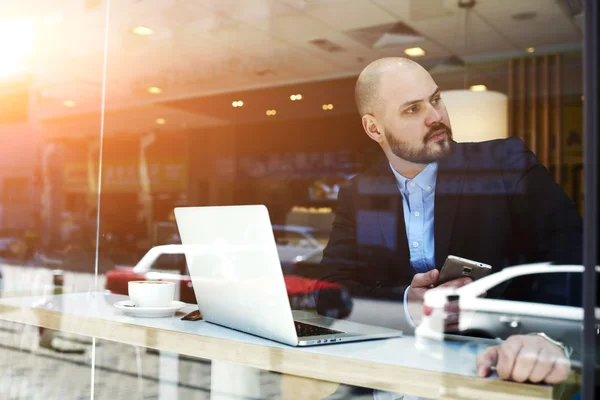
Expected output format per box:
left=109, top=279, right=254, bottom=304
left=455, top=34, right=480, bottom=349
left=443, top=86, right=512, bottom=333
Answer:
left=454, top=137, right=531, bottom=169
left=360, top=155, right=390, bottom=176
left=457, top=137, right=526, bottom=153
left=342, top=156, right=397, bottom=196
left=344, top=156, right=388, bottom=182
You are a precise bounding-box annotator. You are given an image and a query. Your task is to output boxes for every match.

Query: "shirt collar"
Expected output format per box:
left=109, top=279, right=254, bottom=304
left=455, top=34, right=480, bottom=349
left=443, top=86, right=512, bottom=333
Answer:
left=389, top=162, right=438, bottom=194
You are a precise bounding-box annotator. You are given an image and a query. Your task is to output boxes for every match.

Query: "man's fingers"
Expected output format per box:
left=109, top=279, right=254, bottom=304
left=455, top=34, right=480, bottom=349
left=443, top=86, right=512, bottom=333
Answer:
left=544, top=357, right=571, bottom=384
left=511, top=345, right=541, bottom=383
left=528, top=347, right=556, bottom=383
left=476, top=347, right=499, bottom=377
left=438, top=277, right=472, bottom=289
left=496, top=337, right=523, bottom=380
left=411, top=269, right=439, bottom=288
left=444, top=301, right=459, bottom=314
left=407, top=271, right=439, bottom=321
left=443, top=301, right=460, bottom=330
left=477, top=335, right=572, bottom=384
left=444, top=322, right=459, bottom=332
left=443, top=312, right=459, bottom=325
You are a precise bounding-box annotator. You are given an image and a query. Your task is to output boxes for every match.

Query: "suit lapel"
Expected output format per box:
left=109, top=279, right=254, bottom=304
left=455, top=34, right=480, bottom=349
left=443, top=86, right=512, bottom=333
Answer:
left=434, top=144, right=468, bottom=269
left=371, top=160, right=410, bottom=262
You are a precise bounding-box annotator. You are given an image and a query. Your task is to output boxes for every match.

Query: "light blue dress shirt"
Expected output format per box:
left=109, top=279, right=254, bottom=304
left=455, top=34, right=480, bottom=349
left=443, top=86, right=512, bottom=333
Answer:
left=388, top=162, right=438, bottom=328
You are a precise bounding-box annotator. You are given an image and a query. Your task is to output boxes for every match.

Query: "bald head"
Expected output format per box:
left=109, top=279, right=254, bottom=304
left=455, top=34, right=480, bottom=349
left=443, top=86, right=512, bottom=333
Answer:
left=355, top=57, right=427, bottom=117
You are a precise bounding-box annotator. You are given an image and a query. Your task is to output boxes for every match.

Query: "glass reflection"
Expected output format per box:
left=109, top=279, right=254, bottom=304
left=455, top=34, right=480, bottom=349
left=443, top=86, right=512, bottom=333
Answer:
left=1, top=0, right=107, bottom=398
left=0, top=0, right=593, bottom=399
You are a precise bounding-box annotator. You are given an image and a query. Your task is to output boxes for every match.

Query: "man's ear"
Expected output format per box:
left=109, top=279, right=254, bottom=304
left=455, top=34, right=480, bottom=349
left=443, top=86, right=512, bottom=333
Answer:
left=362, top=114, right=384, bottom=143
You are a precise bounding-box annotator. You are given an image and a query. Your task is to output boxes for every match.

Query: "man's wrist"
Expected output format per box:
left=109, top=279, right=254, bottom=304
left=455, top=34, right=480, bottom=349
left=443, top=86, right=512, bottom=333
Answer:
left=529, top=332, right=573, bottom=359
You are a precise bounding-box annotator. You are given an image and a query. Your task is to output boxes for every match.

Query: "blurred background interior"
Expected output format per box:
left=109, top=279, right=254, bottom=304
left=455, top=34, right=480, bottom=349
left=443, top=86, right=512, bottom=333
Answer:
left=0, top=0, right=586, bottom=273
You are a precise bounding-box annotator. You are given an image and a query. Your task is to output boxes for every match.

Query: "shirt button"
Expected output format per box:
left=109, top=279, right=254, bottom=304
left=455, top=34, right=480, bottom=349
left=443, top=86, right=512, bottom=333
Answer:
left=409, top=181, right=416, bottom=187
left=414, top=211, right=420, bottom=217
left=412, top=241, right=419, bottom=248
left=426, top=186, right=432, bottom=192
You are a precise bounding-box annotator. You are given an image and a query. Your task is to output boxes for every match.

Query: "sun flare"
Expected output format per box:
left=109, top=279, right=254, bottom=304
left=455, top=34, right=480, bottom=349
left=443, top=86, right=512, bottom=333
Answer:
left=0, top=17, right=34, bottom=78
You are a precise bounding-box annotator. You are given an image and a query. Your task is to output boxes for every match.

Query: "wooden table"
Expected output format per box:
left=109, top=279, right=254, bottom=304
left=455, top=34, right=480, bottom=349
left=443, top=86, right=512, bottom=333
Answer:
left=0, top=292, right=557, bottom=400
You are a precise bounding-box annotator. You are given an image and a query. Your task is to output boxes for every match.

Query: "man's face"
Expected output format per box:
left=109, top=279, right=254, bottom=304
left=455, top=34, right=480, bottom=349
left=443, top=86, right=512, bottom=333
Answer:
left=377, top=67, right=454, bottom=164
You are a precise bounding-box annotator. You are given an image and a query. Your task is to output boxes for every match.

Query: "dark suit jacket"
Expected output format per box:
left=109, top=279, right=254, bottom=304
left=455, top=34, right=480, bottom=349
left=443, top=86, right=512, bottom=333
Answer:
left=317, top=137, right=583, bottom=309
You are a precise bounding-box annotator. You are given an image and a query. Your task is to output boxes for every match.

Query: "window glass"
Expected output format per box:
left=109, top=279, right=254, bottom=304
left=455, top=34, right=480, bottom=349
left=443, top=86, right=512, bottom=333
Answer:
left=1, top=1, right=593, bottom=399
left=1, top=2, right=105, bottom=397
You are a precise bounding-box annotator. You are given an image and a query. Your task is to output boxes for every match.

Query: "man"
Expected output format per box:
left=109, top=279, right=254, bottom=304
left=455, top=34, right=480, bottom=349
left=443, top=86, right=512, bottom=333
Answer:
left=314, top=58, right=581, bottom=395
left=318, top=57, right=582, bottom=326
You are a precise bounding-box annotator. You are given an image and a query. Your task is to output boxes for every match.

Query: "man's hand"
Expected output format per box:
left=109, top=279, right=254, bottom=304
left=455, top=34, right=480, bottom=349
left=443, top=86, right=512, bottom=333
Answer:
left=476, top=335, right=571, bottom=384
left=406, top=269, right=472, bottom=323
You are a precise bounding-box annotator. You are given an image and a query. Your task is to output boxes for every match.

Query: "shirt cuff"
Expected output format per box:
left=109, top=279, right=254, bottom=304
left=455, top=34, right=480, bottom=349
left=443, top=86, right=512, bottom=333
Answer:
left=403, top=286, right=417, bottom=329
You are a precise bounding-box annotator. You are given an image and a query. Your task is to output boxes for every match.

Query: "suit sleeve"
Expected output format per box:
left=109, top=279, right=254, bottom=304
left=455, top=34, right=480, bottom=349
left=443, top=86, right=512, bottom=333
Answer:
left=315, top=184, right=408, bottom=305
left=503, top=137, right=583, bottom=265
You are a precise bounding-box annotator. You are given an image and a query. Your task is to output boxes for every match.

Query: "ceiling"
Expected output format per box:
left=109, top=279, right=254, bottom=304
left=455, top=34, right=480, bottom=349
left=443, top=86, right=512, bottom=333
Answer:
left=0, top=0, right=583, bottom=134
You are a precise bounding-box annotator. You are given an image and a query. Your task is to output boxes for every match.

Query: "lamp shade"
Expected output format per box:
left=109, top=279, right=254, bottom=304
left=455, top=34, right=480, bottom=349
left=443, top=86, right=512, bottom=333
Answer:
left=442, top=90, right=508, bottom=143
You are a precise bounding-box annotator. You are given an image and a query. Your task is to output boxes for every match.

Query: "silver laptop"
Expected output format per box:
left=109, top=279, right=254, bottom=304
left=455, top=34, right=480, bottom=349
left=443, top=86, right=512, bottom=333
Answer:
left=174, top=205, right=402, bottom=346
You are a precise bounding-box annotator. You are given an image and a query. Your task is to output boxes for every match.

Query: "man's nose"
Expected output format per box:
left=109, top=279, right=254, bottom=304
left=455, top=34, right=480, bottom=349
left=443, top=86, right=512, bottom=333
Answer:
left=425, top=104, right=442, bottom=127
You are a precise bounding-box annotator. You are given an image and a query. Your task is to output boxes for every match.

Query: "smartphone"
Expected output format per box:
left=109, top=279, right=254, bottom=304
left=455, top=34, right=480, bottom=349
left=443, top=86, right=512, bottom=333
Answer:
left=436, top=255, right=492, bottom=286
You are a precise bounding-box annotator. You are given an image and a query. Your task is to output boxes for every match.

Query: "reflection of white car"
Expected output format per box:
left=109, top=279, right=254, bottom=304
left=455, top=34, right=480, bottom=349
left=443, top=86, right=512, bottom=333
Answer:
left=416, top=263, right=599, bottom=361
left=150, top=222, right=325, bottom=273
left=272, top=225, right=324, bottom=271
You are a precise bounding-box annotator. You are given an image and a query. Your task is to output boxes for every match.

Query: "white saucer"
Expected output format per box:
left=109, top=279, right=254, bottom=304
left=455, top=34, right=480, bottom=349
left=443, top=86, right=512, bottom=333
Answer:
left=114, top=300, right=186, bottom=318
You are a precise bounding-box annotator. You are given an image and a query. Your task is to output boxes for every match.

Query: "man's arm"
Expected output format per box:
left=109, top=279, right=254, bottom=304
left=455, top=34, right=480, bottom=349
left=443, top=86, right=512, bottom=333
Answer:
left=503, top=137, right=583, bottom=265
left=316, top=185, right=407, bottom=302
left=316, top=184, right=472, bottom=322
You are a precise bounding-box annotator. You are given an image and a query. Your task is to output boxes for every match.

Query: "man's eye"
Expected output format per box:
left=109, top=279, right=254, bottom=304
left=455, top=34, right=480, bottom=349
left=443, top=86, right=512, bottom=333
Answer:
left=432, top=97, right=441, bottom=105
left=407, top=105, right=418, bottom=113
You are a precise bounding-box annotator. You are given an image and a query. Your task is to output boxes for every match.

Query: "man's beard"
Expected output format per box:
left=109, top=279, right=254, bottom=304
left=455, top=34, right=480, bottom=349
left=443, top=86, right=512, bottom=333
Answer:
left=385, top=122, right=455, bottom=164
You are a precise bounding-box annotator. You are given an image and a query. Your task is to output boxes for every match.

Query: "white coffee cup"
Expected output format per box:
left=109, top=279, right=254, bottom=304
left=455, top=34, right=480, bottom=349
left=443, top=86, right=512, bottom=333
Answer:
left=128, top=280, right=175, bottom=308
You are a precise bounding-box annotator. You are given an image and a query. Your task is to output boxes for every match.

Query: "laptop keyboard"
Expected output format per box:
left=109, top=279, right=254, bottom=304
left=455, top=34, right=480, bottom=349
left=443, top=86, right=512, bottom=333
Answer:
left=294, top=321, right=343, bottom=337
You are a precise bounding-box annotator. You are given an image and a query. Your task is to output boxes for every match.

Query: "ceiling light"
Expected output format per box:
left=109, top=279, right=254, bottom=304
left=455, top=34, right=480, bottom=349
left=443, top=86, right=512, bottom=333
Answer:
left=147, top=86, right=162, bottom=94
left=232, top=100, right=244, bottom=107
left=526, top=47, right=535, bottom=53
left=290, top=94, right=303, bottom=101
left=403, top=47, right=426, bottom=57
left=131, top=26, right=153, bottom=36
left=266, top=109, right=277, bottom=116
left=469, top=84, right=487, bottom=92
left=155, top=118, right=166, bottom=125
left=63, top=100, right=76, bottom=107
left=321, top=104, right=334, bottom=111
